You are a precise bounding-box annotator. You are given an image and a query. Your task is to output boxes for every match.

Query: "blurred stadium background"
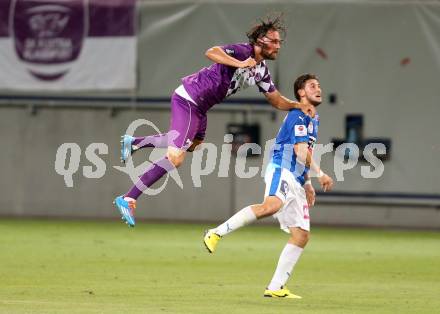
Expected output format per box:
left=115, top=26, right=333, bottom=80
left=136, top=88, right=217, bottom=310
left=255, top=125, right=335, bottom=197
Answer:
left=0, top=1, right=439, bottom=313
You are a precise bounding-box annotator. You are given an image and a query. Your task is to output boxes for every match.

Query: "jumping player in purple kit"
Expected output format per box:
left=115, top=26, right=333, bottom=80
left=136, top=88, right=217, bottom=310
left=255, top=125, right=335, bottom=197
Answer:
left=114, top=15, right=304, bottom=227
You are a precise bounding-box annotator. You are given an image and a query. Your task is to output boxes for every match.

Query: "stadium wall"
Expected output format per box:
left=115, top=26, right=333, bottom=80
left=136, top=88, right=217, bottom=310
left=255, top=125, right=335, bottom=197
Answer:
left=1, top=1, right=439, bottom=228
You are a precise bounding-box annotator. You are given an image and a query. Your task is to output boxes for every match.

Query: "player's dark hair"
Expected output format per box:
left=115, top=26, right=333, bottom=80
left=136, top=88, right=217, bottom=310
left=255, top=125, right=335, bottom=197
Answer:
left=246, top=13, right=286, bottom=45
left=294, top=73, right=319, bottom=101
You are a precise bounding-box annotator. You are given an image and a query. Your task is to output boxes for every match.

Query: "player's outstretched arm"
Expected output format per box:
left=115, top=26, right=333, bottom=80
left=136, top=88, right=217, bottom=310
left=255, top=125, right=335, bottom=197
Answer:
left=264, top=90, right=302, bottom=111
left=205, top=46, right=256, bottom=68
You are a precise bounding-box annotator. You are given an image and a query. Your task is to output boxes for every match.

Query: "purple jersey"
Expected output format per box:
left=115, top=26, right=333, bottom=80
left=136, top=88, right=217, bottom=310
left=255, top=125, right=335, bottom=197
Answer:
left=181, top=43, right=276, bottom=113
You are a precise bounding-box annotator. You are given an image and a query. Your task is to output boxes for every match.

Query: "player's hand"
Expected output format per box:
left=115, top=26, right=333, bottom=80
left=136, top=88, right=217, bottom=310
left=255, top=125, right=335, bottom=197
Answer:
left=240, top=57, right=257, bottom=68
left=318, top=173, right=334, bottom=192
left=304, top=183, right=316, bottom=207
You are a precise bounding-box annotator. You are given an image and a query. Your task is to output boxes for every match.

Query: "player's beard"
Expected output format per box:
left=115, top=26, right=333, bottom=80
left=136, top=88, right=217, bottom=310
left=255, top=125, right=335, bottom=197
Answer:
left=261, top=45, right=278, bottom=60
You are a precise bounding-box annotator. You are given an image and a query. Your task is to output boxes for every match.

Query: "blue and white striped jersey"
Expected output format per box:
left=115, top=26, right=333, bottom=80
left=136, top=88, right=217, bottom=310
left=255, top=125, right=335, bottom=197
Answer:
left=269, top=109, right=317, bottom=185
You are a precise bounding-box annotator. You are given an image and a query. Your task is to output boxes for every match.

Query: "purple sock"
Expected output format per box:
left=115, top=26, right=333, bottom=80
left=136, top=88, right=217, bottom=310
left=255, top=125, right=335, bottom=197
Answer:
left=132, top=130, right=180, bottom=149
left=132, top=133, right=168, bottom=149
left=125, top=157, right=175, bottom=200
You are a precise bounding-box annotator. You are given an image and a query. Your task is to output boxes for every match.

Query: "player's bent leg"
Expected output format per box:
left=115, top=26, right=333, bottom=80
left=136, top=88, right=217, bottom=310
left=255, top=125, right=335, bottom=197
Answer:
left=132, top=132, right=174, bottom=150
left=204, top=197, right=283, bottom=253
left=116, top=154, right=177, bottom=228
left=115, top=91, right=202, bottom=226
left=121, top=132, right=177, bottom=164
left=251, top=196, right=283, bottom=219
left=120, top=132, right=177, bottom=164
left=204, top=203, right=259, bottom=253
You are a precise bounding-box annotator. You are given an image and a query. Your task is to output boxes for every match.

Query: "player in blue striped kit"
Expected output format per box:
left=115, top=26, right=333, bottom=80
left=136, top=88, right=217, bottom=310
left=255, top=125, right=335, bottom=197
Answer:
left=204, top=74, right=333, bottom=298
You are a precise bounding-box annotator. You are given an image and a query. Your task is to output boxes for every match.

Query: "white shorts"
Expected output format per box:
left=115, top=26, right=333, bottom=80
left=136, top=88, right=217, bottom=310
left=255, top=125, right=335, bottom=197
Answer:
left=264, top=164, right=310, bottom=233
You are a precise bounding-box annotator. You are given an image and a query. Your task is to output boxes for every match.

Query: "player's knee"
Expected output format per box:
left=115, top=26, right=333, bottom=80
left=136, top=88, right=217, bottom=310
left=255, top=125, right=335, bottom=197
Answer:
left=292, top=230, right=310, bottom=247
left=263, top=203, right=280, bottom=216
left=302, top=231, right=310, bottom=245
left=166, top=150, right=186, bottom=168
left=168, top=155, right=184, bottom=167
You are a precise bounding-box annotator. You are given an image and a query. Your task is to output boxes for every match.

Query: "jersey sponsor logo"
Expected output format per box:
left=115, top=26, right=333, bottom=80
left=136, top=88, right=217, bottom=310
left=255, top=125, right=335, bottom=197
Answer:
left=295, top=125, right=307, bottom=136
left=225, top=48, right=234, bottom=55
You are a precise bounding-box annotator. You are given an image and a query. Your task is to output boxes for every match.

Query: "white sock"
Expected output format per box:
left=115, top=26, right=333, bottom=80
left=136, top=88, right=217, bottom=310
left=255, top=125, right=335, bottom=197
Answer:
left=267, top=243, right=303, bottom=291
left=214, top=206, right=257, bottom=237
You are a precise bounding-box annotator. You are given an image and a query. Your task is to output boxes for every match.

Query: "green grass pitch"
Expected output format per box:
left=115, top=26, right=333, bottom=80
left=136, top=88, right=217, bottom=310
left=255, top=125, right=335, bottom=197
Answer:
left=0, top=219, right=439, bottom=313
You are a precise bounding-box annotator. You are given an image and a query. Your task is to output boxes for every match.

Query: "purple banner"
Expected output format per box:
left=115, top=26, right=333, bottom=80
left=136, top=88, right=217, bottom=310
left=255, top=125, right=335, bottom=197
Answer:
left=0, top=0, right=136, bottom=87
left=89, top=0, right=136, bottom=36
left=0, top=2, right=11, bottom=37
left=0, top=0, right=136, bottom=38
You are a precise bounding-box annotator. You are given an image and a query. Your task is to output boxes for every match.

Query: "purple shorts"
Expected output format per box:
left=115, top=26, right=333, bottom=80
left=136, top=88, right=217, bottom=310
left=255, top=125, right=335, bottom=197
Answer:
left=169, top=92, right=207, bottom=149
